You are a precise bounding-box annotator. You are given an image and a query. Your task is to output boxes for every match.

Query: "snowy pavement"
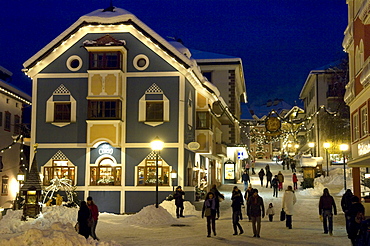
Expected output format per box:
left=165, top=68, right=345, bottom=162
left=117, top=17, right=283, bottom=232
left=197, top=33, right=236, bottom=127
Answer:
left=0, top=159, right=354, bottom=245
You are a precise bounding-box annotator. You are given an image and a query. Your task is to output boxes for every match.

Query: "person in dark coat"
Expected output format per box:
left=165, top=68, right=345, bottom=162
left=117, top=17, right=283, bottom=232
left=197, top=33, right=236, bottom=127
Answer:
left=266, top=170, right=273, bottom=188
left=291, top=161, right=296, bottom=173
left=341, top=189, right=353, bottom=237
left=231, top=186, right=244, bottom=235
left=202, top=192, right=217, bottom=237
left=347, top=195, right=365, bottom=245
left=247, top=189, right=265, bottom=238
left=78, top=201, right=91, bottom=239
left=210, top=184, right=224, bottom=219
left=241, top=171, right=250, bottom=191
left=87, top=196, right=99, bottom=240
left=244, top=185, right=254, bottom=221
left=319, top=188, right=337, bottom=236
left=271, top=175, right=279, bottom=197
left=174, top=186, right=185, bottom=218
left=258, top=169, right=265, bottom=187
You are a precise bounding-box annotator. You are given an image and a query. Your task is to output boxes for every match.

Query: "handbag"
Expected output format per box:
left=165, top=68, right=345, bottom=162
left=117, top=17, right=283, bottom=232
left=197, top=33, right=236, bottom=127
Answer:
left=205, top=208, right=211, bottom=217
left=280, top=209, right=286, bottom=221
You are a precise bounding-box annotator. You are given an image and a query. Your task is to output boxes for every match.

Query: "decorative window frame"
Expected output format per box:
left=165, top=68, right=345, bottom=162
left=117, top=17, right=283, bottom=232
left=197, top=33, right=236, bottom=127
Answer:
left=188, top=92, right=193, bottom=128
left=361, top=106, right=368, bottom=137
left=90, top=154, right=121, bottom=186
left=133, top=54, right=150, bottom=71
left=139, top=83, right=169, bottom=127
left=353, top=112, right=360, bottom=141
left=135, top=151, right=171, bottom=186
left=66, top=55, right=83, bottom=72
left=46, top=84, right=76, bottom=127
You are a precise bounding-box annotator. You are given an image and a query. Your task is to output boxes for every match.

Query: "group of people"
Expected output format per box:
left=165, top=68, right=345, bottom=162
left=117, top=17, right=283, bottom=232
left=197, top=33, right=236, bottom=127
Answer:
left=77, top=196, right=99, bottom=240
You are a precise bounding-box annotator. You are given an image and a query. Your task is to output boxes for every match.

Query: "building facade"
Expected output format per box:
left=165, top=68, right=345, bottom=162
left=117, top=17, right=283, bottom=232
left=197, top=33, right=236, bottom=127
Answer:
left=0, top=66, right=31, bottom=209
left=343, top=0, right=370, bottom=199
left=23, top=7, right=246, bottom=213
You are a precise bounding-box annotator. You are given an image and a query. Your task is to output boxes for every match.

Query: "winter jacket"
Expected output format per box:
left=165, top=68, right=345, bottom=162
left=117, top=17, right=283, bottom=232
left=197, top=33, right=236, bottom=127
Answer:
left=271, top=177, right=279, bottom=188
left=202, top=198, right=217, bottom=217
left=231, top=190, right=244, bottom=212
left=292, top=174, right=298, bottom=183
left=277, top=172, right=284, bottom=183
left=174, top=190, right=185, bottom=207
left=78, top=205, right=91, bottom=238
left=242, top=173, right=250, bottom=182
left=258, top=169, right=265, bottom=179
left=266, top=171, right=273, bottom=181
left=248, top=195, right=265, bottom=217
left=266, top=207, right=275, bottom=215
left=282, top=190, right=296, bottom=215
left=319, top=194, right=337, bottom=215
left=88, top=202, right=99, bottom=221
left=341, top=190, right=353, bottom=213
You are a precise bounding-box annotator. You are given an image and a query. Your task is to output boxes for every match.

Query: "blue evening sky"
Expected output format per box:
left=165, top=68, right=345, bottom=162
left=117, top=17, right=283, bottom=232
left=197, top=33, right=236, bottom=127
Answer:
left=0, top=0, right=347, bottom=106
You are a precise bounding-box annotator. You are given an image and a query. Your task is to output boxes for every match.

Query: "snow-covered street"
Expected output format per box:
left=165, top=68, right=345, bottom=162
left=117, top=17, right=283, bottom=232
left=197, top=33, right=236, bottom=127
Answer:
left=0, top=160, right=354, bottom=245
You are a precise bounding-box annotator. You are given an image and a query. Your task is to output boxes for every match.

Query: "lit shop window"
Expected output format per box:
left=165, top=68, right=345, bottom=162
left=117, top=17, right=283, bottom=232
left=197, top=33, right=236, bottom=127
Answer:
left=137, top=152, right=169, bottom=186
left=90, top=158, right=121, bottom=186
left=43, top=160, right=76, bottom=186
left=1, top=175, right=8, bottom=195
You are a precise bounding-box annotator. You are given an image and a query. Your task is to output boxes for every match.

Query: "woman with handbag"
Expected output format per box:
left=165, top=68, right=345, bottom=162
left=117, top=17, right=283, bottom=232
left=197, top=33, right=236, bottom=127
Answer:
left=77, top=201, right=91, bottom=239
left=202, top=192, right=217, bottom=237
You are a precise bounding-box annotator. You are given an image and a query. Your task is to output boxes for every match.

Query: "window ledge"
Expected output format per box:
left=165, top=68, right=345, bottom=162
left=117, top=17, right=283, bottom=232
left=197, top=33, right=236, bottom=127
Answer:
left=143, top=121, right=164, bottom=127
left=51, top=122, right=71, bottom=127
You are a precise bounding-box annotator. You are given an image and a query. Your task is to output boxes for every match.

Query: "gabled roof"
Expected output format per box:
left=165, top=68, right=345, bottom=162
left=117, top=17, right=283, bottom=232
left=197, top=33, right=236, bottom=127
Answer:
left=20, top=156, right=42, bottom=192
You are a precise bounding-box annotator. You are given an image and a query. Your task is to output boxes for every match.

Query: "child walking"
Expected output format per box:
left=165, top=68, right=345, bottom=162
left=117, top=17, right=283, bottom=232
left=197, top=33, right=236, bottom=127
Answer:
left=266, top=203, right=275, bottom=222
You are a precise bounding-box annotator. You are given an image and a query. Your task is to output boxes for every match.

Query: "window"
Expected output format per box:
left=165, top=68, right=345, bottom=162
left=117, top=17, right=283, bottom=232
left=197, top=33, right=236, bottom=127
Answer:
left=88, top=100, right=121, bottom=119
left=188, top=92, right=193, bottom=127
left=139, top=83, right=169, bottom=126
left=90, top=158, right=121, bottom=186
left=353, top=112, right=360, bottom=141
left=4, top=111, right=11, bottom=131
left=361, top=107, right=368, bottom=137
left=89, top=52, right=121, bottom=70
left=133, top=54, right=149, bottom=71
left=46, top=84, right=76, bottom=127
left=54, top=103, right=71, bottom=122
left=196, top=112, right=212, bottom=129
left=1, top=176, right=9, bottom=195
left=43, top=160, right=76, bottom=186
left=14, top=115, right=20, bottom=135
left=137, top=157, right=169, bottom=186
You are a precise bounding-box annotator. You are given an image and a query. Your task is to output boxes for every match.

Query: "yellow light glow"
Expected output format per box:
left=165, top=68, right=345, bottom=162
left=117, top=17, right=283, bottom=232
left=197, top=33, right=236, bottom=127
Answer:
left=323, top=142, right=331, bottom=149
left=340, top=144, right=349, bottom=151
left=308, top=142, right=315, bottom=148
left=151, top=136, right=164, bottom=151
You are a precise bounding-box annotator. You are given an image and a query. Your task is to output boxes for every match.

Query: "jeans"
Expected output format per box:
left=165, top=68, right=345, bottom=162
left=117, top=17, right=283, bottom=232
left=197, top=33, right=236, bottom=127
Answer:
left=322, top=210, right=333, bottom=233
left=243, top=181, right=249, bottom=191
left=176, top=205, right=184, bottom=218
left=90, top=220, right=99, bottom=240
left=206, top=215, right=216, bottom=236
left=251, top=216, right=261, bottom=236
left=232, top=211, right=243, bottom=234
left=286, top=214, right=292, bottom=229
left=273, top=187, right=278, bottom=197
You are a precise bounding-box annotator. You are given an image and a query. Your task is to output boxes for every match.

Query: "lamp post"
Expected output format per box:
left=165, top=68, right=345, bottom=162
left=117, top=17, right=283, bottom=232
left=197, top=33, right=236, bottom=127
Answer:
left=340, top=144, right=349, bottom=190
left=170, top=169, right=177, bottom=193
left=308, top=142, right=315, bottom=156
left=323, top=142, right=331, bottom=177
left=151, top=136, right=164, bottom=208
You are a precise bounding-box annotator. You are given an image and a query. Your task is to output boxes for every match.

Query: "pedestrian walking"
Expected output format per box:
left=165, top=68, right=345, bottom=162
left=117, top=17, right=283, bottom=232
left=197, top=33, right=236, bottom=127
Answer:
left=271, top=175, right=279, bottom=197
left=202, top=192, right=217, bottom=237
left=265, top=164, right=270, bottom=173
left=291, top=161, right=296, bottom=173
left=244, top=185, right=254, bottom=221
left=286, top=158, right=290, bottom=170
left=282, top=159, right=286, bottom=170
left=87, top=196, right=99, bottom=240
left=78, top=201, right=91, bottom=239
left=292, top=173, right=298, bottom=190
left=266, top=203, right=275, bottom=222
left=266, top=170, right=273, bottom=188
left=282, top=185, right=296, bottom=229
left=251, top=159, right=256, bottom=174
left=241, top=171, right=250, bottom=191
left=347, top=195, right=365, bottom=245
left=341, top=189, right=353, bottom=237
left=231, top=186, right=244, bottom=235
left=258, top=169, right=265, bottom=187
left=245, top=161, right=250, bottom=174
left=318, top=188, right=337, bottom=236
left=247, top=189, right=265, bottom=238
left=277, top=171, right=284, bottom=191
left=174, top=186, right=185, bottom=218
left=210, top=184, right=224, bottom=219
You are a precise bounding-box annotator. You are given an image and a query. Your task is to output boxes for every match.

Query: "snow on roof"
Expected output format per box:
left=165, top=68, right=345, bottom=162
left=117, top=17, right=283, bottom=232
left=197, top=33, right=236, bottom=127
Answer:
left=189, top=48, right=240, bottom=61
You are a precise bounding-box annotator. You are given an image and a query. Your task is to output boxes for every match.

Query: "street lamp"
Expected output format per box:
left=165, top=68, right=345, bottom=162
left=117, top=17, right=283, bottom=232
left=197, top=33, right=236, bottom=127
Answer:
left=170, top=169, right=177, bottom=192
left=151, top=136, right=164, bottom=208
left=16, top=170, right=25, bottom=209
left=340, top=144, right=349, bottom=190
left=308, top=142, right=315, bottom=156
left=323, top=142, right=331, bottom=177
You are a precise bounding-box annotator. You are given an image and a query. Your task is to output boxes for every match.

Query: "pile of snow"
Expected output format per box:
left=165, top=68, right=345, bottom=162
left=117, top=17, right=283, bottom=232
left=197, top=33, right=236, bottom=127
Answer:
left=124, top=204, right=177, bottom=226
left=160, top=200, right=198, bottom=217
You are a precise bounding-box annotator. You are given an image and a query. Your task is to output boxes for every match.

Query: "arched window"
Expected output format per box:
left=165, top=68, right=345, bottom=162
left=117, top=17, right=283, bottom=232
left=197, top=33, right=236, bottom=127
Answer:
left=90, top=157, right=121, bottom=186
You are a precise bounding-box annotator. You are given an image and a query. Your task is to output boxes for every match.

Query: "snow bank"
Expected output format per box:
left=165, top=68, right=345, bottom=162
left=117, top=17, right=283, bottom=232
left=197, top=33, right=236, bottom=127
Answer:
left=123, top=204, right=177, bottom=226
left=160, top=200, right=198, bottom=217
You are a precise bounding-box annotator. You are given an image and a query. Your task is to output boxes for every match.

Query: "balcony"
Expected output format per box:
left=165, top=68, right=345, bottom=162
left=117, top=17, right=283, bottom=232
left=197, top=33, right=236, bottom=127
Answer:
left=87, top=70, right=123, bottom=97
left=360, top=58, right=370, bottom=87
left=359, top=0, right=370, bottom=24
left=216, top=143, right=227, bottom=157
left=344, top=79, right=355, bottom=104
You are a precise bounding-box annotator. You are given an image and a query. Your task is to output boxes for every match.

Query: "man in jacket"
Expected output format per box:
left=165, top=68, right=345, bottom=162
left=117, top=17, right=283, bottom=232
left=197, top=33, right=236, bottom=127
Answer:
left=174, top=186, right=185, bottom=218
left=87, top=196, right=99, bottom=240
left=341, top=189, right=353, bottom=237
left=241, top=171, right=250, bottom=191
left=319, top=188, right=337, bottom=236
left=247, top=189, right=265, bottom=238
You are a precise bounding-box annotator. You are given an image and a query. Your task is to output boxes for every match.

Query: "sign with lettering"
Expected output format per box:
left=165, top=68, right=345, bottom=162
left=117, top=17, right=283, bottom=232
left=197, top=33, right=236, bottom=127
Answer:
left=98, top=144, right=113, bottom=155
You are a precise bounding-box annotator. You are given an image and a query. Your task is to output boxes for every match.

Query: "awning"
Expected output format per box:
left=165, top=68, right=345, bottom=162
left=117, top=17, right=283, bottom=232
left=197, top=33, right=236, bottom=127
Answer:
left=348, top=152, right=370, bottom=167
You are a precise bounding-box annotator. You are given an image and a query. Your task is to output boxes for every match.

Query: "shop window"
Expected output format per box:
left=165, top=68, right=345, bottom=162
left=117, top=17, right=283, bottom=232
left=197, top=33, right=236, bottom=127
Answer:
left=88, top=100, right=121, bottom=119
left=196, top=111, right=212, bottom=129
left=137, top=152, right=169, bottom=186
left=43, top=160, right=76, bottom=186
left=89, top=52, right=121, bottom=70
left=46, top=84, right=76, bottom=127
left=139, top=83, right=169, bottom=126
left=4, top=111, right=11, bottom=131
left=90, top=158, right=121, bottom=186
left=1, top=175, right=8, bottom=195
left=14, top=115, right=20, bottom=135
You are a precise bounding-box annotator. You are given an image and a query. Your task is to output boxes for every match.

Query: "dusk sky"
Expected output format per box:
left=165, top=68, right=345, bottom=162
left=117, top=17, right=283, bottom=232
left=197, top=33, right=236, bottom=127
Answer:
left=0, top=0, right=347, bottom=107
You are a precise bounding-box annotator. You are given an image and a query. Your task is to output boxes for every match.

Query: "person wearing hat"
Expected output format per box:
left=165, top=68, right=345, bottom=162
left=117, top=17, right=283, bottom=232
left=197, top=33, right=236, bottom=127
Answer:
left=247, top=189, right=265, bottom=238
left=174, top=186, right=185, bottom=218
